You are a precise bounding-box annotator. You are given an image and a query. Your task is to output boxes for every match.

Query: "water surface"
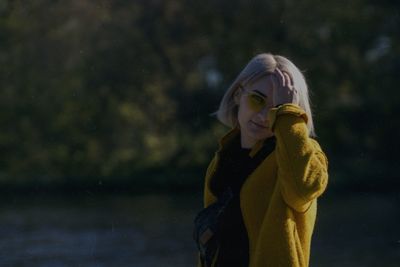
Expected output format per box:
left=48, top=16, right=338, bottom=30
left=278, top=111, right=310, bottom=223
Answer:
left=0, top=192, right=398, bottom=266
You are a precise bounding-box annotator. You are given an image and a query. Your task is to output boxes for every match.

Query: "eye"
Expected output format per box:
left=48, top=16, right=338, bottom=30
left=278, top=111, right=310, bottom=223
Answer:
left=247, top=92, right=266, bottom=111
left=249, top=93, right=265, bottom=105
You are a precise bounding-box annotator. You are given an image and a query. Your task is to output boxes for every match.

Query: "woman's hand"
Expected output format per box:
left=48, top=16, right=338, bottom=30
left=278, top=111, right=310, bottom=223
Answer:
left=272, top=69, right=299, bottom=106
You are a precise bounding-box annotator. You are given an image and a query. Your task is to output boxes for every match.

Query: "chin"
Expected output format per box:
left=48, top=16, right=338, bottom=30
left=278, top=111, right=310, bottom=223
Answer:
left=249, top=131, right=273, bottom=142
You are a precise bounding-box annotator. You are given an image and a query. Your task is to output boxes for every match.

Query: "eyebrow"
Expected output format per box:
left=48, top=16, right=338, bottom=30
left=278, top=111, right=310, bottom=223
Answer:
left=253, top=90, right=267, bottom=98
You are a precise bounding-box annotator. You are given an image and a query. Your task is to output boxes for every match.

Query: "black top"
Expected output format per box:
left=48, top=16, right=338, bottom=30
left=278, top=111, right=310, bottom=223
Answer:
left=210, top=134, right=276, bottom=267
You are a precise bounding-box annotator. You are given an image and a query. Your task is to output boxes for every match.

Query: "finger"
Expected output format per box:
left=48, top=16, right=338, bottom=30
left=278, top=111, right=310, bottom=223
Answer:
left=274, top=68, right=286, bottom=87
left=283, top=72, right=293, bottom=89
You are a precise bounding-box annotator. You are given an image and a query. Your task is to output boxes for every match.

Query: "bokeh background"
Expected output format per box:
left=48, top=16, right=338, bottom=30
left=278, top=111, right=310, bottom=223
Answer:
left=0, top=0, right=399, bottom=266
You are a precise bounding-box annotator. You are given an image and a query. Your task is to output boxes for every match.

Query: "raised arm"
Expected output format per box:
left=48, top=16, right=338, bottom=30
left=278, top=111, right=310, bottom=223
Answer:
left=268, top=104, right=328, bottom=212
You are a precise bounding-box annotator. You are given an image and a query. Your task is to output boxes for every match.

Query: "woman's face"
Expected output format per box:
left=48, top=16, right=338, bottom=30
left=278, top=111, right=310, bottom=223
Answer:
left=237, top=75, right=275, bottom=148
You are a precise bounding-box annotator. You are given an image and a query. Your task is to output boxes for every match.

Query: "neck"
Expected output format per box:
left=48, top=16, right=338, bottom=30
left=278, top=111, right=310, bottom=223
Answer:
left=240, top=135, right=256, bottom=149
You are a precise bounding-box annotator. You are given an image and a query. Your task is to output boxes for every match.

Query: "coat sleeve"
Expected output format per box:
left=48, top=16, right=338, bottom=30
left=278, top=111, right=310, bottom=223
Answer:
left=268, top=104, right=328, bottom=212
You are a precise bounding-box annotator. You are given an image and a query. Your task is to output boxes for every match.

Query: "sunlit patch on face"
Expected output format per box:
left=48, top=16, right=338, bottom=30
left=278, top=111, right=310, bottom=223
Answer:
left=239, top=84, right=268, bottom=112
left=246, top=92, right=266, bottom=112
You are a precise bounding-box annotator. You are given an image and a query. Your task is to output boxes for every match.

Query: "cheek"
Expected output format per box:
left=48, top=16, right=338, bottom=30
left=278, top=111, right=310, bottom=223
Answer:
left=237, top=105, right=245, bottom=126
left=237, top=100, right=253, bottom=125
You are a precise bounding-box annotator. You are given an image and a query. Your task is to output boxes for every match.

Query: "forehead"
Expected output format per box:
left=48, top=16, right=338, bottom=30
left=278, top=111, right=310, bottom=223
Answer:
left=245, top=75, right=275, bottom=95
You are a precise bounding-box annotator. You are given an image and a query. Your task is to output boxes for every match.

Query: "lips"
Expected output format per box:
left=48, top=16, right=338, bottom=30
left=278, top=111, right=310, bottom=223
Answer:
left=251, top=120, right=268, bottom=129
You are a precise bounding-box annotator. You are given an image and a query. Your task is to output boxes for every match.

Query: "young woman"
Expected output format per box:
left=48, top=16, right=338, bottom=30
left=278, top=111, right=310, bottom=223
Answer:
left=194, top=53, right=328, bottom=267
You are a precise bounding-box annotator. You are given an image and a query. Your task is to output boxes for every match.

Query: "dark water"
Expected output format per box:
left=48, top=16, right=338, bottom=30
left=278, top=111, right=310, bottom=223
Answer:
left=0, top=192, right=398, bottom=267
left=312, top=192, right=400, bottom=267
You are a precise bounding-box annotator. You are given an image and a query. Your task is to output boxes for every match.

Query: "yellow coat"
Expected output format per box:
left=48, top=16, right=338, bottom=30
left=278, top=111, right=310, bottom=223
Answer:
left=201, top=104, right=329, bottom=267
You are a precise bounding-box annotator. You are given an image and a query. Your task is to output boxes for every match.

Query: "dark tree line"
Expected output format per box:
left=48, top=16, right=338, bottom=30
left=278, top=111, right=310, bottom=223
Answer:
left=0, top=0, right=399, bottom=191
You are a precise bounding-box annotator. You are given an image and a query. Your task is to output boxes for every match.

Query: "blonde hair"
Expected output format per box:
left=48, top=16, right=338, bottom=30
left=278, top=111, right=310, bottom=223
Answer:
left=215, top=53, right=315, bottom=137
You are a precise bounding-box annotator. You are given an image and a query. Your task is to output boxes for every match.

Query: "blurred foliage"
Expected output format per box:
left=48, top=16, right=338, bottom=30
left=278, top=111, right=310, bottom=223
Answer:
left=0, top=0, right=399, bottom=191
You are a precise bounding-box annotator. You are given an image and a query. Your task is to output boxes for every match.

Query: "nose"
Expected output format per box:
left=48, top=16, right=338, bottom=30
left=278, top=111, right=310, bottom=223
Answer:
left=256, top=108, right=269, bottom=124
left=257, top=106, right=269, bottom=121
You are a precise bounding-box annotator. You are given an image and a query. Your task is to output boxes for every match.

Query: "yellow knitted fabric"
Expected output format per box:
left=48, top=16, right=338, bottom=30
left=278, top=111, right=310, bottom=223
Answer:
left=201, top=104, right=328, bottom=267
